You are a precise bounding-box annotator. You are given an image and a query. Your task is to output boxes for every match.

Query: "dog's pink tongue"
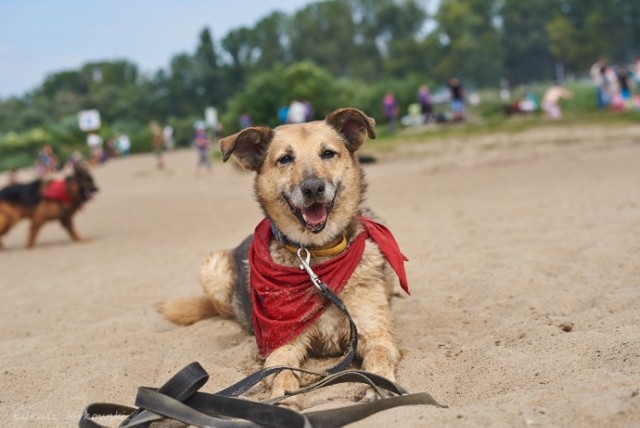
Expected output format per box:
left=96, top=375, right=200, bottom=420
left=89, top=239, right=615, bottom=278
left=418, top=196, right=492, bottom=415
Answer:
left=302, top=203, right=327, bottom=226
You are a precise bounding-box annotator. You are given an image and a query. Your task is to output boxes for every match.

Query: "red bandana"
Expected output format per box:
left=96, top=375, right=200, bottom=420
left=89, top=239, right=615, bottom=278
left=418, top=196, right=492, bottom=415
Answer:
left=42, top=180, right=71, bottom=203
left=249, top=216, right=409, bottom=357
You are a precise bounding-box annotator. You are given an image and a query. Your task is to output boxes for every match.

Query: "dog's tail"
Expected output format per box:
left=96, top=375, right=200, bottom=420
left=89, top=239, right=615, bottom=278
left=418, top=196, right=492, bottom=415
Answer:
left=155, top=296, right=217, bottom=326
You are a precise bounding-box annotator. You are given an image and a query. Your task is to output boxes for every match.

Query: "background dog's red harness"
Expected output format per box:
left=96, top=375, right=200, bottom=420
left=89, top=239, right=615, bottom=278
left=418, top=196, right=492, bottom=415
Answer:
left=42, top=180, right=71, bottom=203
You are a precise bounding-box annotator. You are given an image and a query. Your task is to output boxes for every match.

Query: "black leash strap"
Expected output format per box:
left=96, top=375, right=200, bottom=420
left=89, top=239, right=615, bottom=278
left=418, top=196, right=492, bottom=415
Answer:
left=79, top=362, right=444, bottom=428
left=134, top=386, right=309, bottom=428
left=80, top=362, right=210, bottom=428
left=296, top=247, right=358, bottom=374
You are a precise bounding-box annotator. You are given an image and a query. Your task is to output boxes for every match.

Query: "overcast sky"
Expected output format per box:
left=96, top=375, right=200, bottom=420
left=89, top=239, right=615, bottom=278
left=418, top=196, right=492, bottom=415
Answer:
left=0, top=0, right=313, bottom=98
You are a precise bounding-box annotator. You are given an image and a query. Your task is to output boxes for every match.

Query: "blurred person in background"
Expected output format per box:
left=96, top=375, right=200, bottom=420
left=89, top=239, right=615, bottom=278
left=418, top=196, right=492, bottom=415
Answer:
left=86, top=132, right=103, bottom=165
left=194, top=126, right=212, bottom=175
left=35, top=144, right=58, bottom=176
left=448, top=77, right=465, bottom=122
left=542, top=83, right=573, bottom=120
left=286, top=99, right=307, bottom=124
left=417, top=84, right=432, bottom=123
left=590, top=58, right=608, bottom=110
left=382, top=90, right=398, bottom=132
left=117, top=133, right=131, bottom=156
left=150, top=121, right=165, bottom=170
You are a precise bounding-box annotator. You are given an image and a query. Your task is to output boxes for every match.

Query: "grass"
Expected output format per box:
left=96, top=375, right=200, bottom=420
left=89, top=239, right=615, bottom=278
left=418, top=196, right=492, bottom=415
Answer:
left=367, top=105, right=639, bottom=154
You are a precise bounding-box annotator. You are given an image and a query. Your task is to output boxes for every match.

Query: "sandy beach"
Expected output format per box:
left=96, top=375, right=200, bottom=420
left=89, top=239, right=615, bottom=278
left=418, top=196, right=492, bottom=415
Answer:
left=1, top=122, right=639, bottom=427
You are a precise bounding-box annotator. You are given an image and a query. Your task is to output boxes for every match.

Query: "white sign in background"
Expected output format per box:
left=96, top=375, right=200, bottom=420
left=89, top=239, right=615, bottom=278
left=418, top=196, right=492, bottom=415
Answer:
left=78, top=110, right=101, bottom=131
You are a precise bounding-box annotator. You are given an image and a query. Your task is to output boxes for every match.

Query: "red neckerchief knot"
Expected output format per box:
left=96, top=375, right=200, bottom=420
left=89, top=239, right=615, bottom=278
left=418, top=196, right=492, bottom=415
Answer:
left=42, top=180, right=71, bottom=203
left=249, top=216, right=409, bottom=357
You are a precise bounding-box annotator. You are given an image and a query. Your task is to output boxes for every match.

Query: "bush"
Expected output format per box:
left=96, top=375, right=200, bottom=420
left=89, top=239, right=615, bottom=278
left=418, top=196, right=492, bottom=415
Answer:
left=221, top=62, right=351, bottom=132
left=0, top=128, right=53, bottom=170
left=168, top=116, right=203, bottom=148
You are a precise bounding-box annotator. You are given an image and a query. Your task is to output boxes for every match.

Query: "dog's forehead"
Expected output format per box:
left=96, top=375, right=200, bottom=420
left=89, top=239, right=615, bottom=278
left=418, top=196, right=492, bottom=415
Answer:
left=269, top=121, right=341, bottom=152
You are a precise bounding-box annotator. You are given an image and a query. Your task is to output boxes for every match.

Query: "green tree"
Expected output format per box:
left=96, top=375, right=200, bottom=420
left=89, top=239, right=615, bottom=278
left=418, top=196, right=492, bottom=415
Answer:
left=345, top=0, right=428, bottom=81
left=345, top=0, right=385, bottom=81
left=376, top=0, right=428, bottom=78
left=194, top=28, right=223, bottom=109
left=546, top=12, right=580, bottom=74
left=556, top=0, right=640, bottom=68
left=165, top=53, right=200, bottom=117
left=288, top=1, right=358, bottom=77
left=252, top=12, right=291, bottom=70
left=38, top=70, right=88, bottom=98
left=221, top=26, right=255, bottom=96
left=501, top=0, right=556, bottom=83
left=428, top=0, right=504, bottom=86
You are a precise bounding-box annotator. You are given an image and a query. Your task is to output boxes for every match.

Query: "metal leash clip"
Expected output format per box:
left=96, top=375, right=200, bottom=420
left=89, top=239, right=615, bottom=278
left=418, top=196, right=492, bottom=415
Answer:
left=296, top=247, right=326, bottom=293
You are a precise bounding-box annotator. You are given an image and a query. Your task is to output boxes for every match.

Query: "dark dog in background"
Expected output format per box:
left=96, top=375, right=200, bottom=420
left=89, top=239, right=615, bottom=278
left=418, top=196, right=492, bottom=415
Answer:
left=0, top=165, right=98, bottom=249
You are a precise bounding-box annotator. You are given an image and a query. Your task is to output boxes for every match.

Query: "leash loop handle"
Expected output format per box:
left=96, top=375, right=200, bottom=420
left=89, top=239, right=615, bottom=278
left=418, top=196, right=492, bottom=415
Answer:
left=79, top=363, right=445, bottom=428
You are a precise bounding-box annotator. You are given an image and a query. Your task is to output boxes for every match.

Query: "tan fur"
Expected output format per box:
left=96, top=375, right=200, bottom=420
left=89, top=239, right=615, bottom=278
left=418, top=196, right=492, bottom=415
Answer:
left=199, top=250, right=236, bottom=318
left=158, top=108, right=401, bottom=407
left=154, top=296, right=217, bottom=326
left=157, top=250, right=236, bottom=323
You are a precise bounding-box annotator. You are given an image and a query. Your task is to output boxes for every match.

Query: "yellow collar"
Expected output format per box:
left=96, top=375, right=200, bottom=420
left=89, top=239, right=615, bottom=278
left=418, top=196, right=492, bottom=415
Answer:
left=283, top=232, right=348, bottom=258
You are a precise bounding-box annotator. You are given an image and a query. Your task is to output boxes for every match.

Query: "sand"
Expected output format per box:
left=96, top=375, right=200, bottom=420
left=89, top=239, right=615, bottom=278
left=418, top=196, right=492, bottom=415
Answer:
left=1, top=122, right=639, bottom=427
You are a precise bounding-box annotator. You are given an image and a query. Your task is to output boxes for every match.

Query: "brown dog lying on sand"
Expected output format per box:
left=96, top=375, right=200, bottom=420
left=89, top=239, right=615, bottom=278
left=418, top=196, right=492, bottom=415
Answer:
left=0, top=165, right=98, bottom=249
left=157, top=108, right=410, bottom=408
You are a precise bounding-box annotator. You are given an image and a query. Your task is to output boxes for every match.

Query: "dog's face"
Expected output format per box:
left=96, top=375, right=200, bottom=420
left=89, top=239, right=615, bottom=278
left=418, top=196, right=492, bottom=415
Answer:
left=220, top=108, right=375, bottom=246
left=71, top=165, right=99, bottom=202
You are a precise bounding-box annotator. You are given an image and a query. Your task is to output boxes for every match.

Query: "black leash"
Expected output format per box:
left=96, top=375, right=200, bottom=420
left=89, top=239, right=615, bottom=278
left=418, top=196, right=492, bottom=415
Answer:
left=79, top=247, right=445, bottom=427
left=296, top=247, right=358, bottom=374
left=80, top=362, right=444, bottom=427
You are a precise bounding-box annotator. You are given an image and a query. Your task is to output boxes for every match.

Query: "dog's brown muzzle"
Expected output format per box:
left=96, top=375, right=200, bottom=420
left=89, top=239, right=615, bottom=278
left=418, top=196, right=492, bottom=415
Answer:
left=286, top=177, right=337, bottom=233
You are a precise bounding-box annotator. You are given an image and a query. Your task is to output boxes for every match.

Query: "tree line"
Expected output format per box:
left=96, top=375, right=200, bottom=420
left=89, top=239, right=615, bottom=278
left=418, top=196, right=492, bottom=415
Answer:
left=1, top=0, right=638, bottom=169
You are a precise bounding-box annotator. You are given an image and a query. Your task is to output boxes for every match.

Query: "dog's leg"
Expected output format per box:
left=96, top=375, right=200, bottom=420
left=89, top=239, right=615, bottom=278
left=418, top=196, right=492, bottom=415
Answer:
left=358, top=325, right=400, bottom=380
left=351, top=286, right=400, bottom=401
left=26, top=208, right=48, bottom=249
left=156, top=250, right=237, bottom=325
left=0, top=205, right=21, bottom=250
left=27, top=203, right=57, bottom=249
left=0, top=211, right=9, bottom=249
left=356, top=325, right=400, bottom=402
left=26, top=219, right=43, bottom=249
left=60, top=215, right=82, bottom=242
left=263, top=341, right=309, bottom=410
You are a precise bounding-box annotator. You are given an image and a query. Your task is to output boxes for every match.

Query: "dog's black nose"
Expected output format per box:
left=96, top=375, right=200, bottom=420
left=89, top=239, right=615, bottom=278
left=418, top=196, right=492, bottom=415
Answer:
left=301, top=178, right=325, bottom=199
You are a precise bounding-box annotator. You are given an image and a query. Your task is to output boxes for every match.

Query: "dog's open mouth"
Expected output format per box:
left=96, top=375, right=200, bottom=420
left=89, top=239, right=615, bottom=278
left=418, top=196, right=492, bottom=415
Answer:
left=82, top=189, right=98, bottom=201
left=286, top=197, right=336, bottom=233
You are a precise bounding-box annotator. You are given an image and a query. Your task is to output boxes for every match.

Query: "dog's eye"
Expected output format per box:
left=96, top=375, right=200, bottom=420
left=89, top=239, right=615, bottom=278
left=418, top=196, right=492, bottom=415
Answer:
left=321, top=150, right=337, bottom=160
left=277, top=154, right=294, bottom=165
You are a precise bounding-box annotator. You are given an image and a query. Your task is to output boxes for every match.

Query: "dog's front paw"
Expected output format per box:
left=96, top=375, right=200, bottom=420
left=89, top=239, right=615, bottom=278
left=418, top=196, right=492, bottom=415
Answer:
left=353, top=385, right=390, bottom=402
left=276, top=396, right=303, bottom=412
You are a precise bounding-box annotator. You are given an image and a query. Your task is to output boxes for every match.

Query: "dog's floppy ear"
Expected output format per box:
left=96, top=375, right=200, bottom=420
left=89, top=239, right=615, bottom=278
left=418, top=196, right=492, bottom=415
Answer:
left=219, top=127, right=273, bottom=171
left=325, top=108, right=376, bottom=153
